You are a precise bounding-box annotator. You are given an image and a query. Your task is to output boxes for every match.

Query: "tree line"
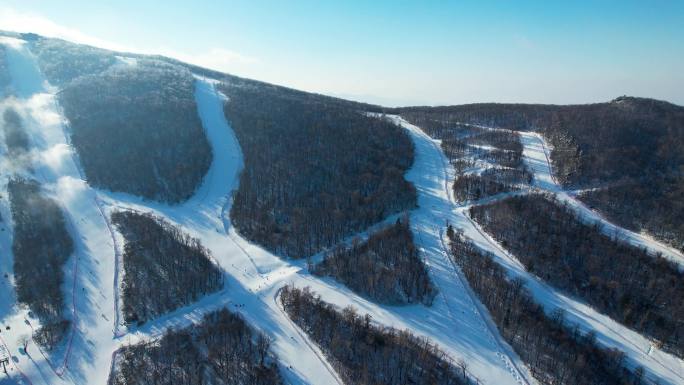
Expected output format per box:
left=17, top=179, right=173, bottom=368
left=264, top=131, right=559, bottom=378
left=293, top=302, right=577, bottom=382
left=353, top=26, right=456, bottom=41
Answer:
left=313, top=216, right=436, bottom=305
left=447, top=228, right=643, bottom=385
left=280, top=285, right=470, bottom=385
left=470, top=194, right=684, bottom=358
left=2, top=107, right=30, bottom=157
left=112, top=211, right=223, bottom=325
left=109, top=308, right=282, bottom=385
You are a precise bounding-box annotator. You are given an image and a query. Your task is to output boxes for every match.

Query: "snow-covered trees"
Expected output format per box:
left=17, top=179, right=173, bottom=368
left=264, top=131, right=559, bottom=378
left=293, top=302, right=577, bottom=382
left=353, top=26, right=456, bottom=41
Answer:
left=31, top=37, right=117, bottom=87
left=109, top=308, right=282, bottom=385
left=58, top=60, right=212, bottom=203
left=313, top=217, right=436, bottom=305
left=447, top=231, right=638, bottom=385
left=222, top=83, right=416, bottom=258
left=8, top=178, right=74, bottom=350
left=470, top=194, right=684, bottom=357
left=280, top=285, right=468, bottom=385
left=112, top=211, right=223, bottom=325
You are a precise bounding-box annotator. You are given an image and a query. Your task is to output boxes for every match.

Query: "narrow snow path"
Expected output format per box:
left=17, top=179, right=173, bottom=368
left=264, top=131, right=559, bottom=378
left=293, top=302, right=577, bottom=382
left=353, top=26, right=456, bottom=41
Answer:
left=519, top=131, right=684, bottom=267
left=406, top=116, right=684, bottom=384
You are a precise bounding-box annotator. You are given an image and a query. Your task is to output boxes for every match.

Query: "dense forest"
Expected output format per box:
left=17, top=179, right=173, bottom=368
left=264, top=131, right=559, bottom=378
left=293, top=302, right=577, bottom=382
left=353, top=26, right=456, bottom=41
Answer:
left=111, top=211, right=223, bottom=325
left=31, top=37, right=118, bottom=87
left=222, top=82, right=416, bottom=258
left=447, top=229, right=640, bottom=385
left=2, top=107, right=30, bottom=157
left=313, top=217, right=435, bottom=305
left=280, top=285, right=468, bottom=385
left=58, top=59, right=212, bottom=203
left=109, top=308, right=282, bottom=385
left=8, top=178, right=73, bottom=350
left=470, top=194, right=684, bottom=357
left=398, top=97, right=684, bottom=250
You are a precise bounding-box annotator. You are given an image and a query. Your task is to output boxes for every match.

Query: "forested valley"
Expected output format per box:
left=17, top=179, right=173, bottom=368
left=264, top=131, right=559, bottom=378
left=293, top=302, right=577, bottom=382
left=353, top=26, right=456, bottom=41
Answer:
left=313, top=216, right=435, bottom=305
left=8, top=178, right=74, bottom=350
left=221, top=82, right=416, bottom=258
left=112, top=211, right=223, bottom=325
left=470, top=194, right=684, bottom=357
left=397, top=97, right=684, bottom=251
left=447, top=229, right=641, bottom=385
left=108, top=308, right=282, bottom=385
left=280, top=285, right=469, bottom=385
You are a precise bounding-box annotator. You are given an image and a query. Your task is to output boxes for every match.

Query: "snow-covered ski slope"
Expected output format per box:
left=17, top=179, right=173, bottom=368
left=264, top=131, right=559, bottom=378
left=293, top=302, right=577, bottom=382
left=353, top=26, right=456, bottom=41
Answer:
left=0, top=36, right=535, bottom=385
left=390, top=115, right=684, bottom=384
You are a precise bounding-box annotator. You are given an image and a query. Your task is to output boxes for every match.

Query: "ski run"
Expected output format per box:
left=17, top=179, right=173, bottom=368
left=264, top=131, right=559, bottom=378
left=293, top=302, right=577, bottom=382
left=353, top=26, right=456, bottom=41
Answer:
left=0, top=36, right=681, bottom=385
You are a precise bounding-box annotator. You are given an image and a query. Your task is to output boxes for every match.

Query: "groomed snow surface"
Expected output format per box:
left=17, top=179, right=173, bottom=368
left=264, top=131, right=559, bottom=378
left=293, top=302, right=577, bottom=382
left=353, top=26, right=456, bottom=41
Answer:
left=0, top=36, right=682, bottom=385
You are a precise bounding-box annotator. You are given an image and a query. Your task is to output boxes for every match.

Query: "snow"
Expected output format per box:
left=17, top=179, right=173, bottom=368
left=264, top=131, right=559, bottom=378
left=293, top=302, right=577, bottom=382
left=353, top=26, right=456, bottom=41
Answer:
left=1, top=35, right=681, bottom=385
left=405, top=117, right=684, bottom=384
left=518, top=131, right=684, bottom=267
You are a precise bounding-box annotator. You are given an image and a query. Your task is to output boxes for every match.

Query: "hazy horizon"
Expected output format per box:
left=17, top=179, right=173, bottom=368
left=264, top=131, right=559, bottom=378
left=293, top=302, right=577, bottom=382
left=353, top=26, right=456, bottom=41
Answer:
left=1, top=1, right=683, bottom=107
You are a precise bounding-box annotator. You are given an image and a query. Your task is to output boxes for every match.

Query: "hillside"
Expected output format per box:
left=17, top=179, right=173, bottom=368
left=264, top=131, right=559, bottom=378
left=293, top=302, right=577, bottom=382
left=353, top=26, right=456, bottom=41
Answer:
left=0, top=29, right=682, bottom=385
left=397, top=98, right=684, bottom=251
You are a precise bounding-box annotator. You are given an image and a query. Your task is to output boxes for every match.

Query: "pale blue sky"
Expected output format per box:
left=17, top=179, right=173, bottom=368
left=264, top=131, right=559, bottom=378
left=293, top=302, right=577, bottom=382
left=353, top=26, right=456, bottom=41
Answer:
left=2, top=1, right=683, bottom=106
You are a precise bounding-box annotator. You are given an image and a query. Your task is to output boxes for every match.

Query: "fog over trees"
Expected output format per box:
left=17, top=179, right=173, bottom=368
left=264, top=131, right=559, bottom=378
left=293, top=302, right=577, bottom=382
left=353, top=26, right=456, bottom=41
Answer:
left=112, top=211, right=223, bottom=325
left=281, top=285, right=469, bottom=385
left=8, top=178, right=74, bottom=350
left=470, top=194, right=684, bottom=357
left=313, top=216, right=436, bottom=305
left=222, top=82, right=416, bottom=258
left=448, top=229, right=640, bottom=385
left=109, top=308, right=282, bottom=385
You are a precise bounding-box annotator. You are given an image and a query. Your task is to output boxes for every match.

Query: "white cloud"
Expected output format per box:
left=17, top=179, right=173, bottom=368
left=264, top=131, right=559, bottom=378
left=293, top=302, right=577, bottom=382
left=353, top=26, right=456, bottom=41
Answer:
left=0, top=7, right=130, bottom=52
left=0, top=7, right=257, bottom=74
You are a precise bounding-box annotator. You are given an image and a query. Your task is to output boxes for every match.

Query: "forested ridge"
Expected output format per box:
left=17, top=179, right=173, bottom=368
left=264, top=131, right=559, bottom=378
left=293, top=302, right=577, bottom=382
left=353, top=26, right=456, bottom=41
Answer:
left=8, top=178, right=74, bottom=350
left=109, top=308, right=282, bottom=385
left=112, top=211, right=223, bottom=325
left=222, top=82, right=416, bottom=258
left=397, top=98, right=684, bottom=251
left=280, top=286, right=469, bottom=385
left=447, top=229, right=640, bottom=385
left=470, top=194, right=684, bottom=357
left=313, top=217, right=435, bottom=305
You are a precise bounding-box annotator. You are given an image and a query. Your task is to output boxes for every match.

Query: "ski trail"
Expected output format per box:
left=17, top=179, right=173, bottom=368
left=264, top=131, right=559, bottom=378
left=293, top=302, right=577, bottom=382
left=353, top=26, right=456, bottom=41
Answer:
left=519, top=131, right=684, bottom=267
left=415, top=118, right=684, bottom=384
left=0, top=36, right=119, bottom=385
left=390, top=114, right=536, bottom=385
